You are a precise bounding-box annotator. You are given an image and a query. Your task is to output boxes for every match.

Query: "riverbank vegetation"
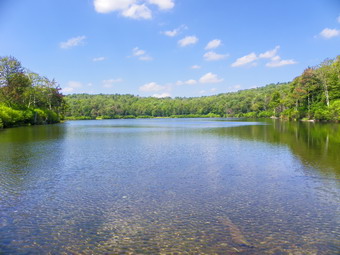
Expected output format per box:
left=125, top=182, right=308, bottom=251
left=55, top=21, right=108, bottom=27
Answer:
left=0, top=56, right=65, bottom=128
left=1, top=55, right=339, bottom=128
left=65, top=56, right=340, bottom=121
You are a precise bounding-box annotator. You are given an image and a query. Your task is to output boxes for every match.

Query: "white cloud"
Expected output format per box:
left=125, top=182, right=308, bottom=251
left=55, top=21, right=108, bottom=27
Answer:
left=205, top=39, right=222, bottom=50
left=210, top=88, right=217, bottom=93
left=102, top=78, right=123, bottom=88
left=94, top=0, right=136, bottom=13
left=271, top=55, right=281, bottom=61
left=68, top=81, right=83, bottom=88
left=62, top=81, right=83, bottom=93
left=152, top=93, right=171, bottom=98
left=133, top=47, right=146, bottom=56
left=184, top=79, right=197, bottom=85
left=92, top=57, right=106, bottom=62
left=266, top=57, right=297, bottom=67
left=148, top=0, right=174, bottom=10
left=231, top=53, right=257, bottom=67
left=191, top=65, right=201, bottom=69
left=93, top=0, right=174, bottom=19
left=132, top=47, right=153, bottom=61
left=176, top=79, right=197, bottom=86
left=139, top=55, right=153, bottom=61
left=122, top=4, right=152, bottom=19
left=319, top=28, right=340, bottom=39
left=139, top=82, right=165, bottom=92
left=203, top=51, right=228, bottom=61
left=232, top=46, right=296, bottom=68
left=60, top=36, right=86, bottom=49
left=337, top=16, right=340, bottom=23
left=62, top=87, right=75, bottom=93
left=162, top=25, right=187, bottom=37
left=178, top=36, right=198, bottom=47
left=259, top=46, right=280, bottom=59
left=199, top=73, right=223, bottom=84
left=163, top=29, right=178, bottom=37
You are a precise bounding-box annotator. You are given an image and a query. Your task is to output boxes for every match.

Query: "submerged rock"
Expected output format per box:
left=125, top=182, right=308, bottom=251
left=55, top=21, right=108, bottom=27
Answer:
left=216, top=216, right=254, bottom=248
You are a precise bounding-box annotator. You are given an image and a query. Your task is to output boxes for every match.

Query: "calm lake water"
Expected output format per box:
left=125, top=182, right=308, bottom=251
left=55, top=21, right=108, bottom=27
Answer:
left=0, top=119, right=339, bottom=254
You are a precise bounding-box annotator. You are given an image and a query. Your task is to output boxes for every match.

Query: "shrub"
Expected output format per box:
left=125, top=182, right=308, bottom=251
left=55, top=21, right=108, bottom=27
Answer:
left=258, top=111, right=273, bottom=118
left=65, top=116, right=93, bottom=120
left=243, top=112, right=257, bottom=118
left=281, top=108, right=299, bottom=120
left=121, top=115, right=136, bottom=119
left=23, top=109, right=34, bottom=124
left=314, top=107, right=332, bottom=121
left=330, top=100, right=340, bottom=121
left=206, top=112, right=221, bottom=118
left=0, top=105, right=25, bottom=127
left=33, top=108, right=48, bottom=124
left=45, top=109, right=60, bottom=123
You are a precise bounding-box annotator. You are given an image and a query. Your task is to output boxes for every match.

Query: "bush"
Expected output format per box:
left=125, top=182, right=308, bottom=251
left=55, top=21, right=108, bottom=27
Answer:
left=330, top=100, right=340, bottom=121
left=45, top=109, right=60, bottom=123
left=65, top=116, right=93, bottom=120
left=258, top=111, right=273, bottom=118
left=281, top=108, right=299, bottom=120
left=23, top=109, right=34, bottom=124
left=243, top=112, right=257, bottom=118
left=0, top=105, right=25, bottom=127
left=314, top=107, right=332, bottom=121
left=137, top=115, right=153, bottom=119
left=96, top=115, right=112, bottom=120
left=0, top=105, right=62, bottom=127
left=206, top=112, right=221, bottom=118
left=121, top=115, right=136, bottom=119
left=33, top=108, right=48, bottom=124
left=32, top=108, right=60, bottom=124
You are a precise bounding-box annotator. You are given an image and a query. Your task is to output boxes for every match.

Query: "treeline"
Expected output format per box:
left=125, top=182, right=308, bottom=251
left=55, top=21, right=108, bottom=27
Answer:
left=65, top=56, right=340, bottom=121
left=0, top=56, right=65, bottom=128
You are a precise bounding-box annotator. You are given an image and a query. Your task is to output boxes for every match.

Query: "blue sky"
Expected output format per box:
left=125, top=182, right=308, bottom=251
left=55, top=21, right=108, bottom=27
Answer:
left=1, top=0, right=339, bottom=97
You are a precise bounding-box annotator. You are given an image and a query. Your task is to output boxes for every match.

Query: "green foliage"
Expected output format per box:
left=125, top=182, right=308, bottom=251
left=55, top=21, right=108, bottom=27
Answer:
left=63, top=55, right=339, bottom=122
left=33, top=108, right=48, bottom=124
left=23, top=109, right=34, bottom=124
left=2, top=55, right=339, bottom=125
left=258, top=111, right=273, bottom=118
left=0, top=104, right=25, bottom=127
left=65, top=116, right=93, bottom=120
left=0, top=56, right=65, bottom=128
left=45, top=109, right=60, bottom=123
left=330, top=100, right=340, bottom=121
left=314, top=107, right=332, bottom=121
left=281, top=108, right=299, bottom=120
left=243, top=112, right=258, bottom=118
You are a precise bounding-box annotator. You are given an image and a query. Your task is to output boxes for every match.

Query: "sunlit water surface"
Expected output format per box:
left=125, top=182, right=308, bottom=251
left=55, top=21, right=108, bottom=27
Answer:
left=0, top=119, right=339, bottom=254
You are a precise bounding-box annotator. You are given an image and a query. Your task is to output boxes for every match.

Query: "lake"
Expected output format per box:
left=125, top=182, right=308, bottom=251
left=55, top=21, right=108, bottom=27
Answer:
left=0, top=119, right=339, bottom=254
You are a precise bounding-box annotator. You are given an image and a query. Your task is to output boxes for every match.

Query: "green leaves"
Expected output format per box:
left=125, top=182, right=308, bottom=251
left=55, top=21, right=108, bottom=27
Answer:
left=0, top=56, right=65, bottom=128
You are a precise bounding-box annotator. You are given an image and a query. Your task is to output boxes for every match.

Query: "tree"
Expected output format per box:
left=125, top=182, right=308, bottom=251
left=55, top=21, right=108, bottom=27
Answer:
left=0, top=56, right=65, bottom=127
left=0, top=57, right=30, bottom=106
left=0, top=56, right=24, bottom=87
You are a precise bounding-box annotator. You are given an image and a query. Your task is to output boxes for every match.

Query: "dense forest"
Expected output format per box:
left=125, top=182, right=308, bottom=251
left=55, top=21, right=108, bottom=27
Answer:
left=1, top=55, right=339, bottom=128
left=0, top=56, right=65, bottom=128
left=65, top=56, right=340, bottom=121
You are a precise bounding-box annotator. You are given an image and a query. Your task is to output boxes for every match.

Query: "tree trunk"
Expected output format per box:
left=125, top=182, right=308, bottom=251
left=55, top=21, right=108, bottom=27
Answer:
left=318, top=70, right=330, bottom=107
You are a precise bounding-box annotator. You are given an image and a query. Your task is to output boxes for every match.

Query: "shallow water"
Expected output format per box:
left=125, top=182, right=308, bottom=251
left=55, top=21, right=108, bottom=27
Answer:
left=0, top=119, right=339, bottom=254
